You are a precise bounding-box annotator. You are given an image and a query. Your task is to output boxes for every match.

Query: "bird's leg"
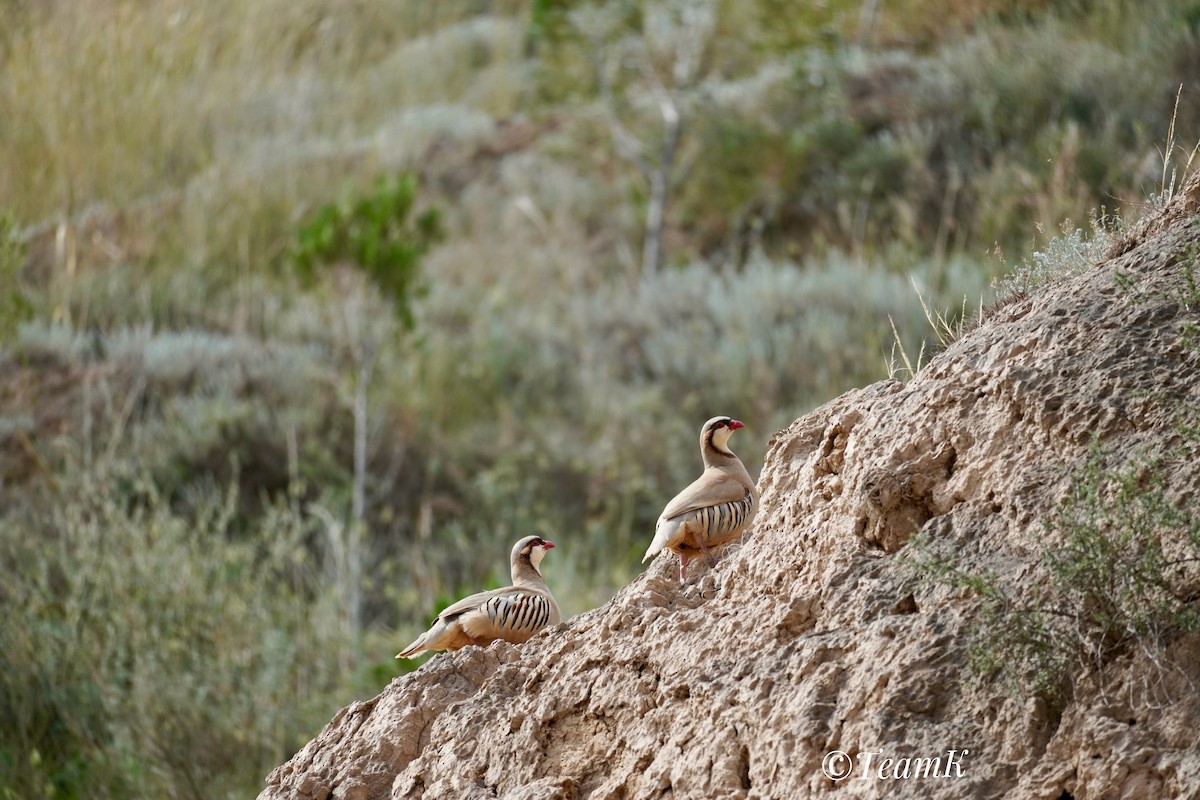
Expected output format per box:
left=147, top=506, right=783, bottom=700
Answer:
left=678, top=552, right=689, bottom=585
left=697, top=536, right=718, bottom=567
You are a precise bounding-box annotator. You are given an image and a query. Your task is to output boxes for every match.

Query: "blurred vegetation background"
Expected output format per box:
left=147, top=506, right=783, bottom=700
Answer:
left=0, top=0, right=1197, bottom=796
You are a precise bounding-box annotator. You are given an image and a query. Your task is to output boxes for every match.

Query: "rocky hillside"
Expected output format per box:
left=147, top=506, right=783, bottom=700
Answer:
left=259, top=177, right=1200, bottom=800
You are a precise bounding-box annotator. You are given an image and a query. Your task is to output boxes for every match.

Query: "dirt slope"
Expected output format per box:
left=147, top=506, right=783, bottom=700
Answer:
left=259, top=176, right=1200, bottom=800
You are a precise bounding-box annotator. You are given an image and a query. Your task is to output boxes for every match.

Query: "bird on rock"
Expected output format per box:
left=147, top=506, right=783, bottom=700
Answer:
left=643, top=416, right=758, bottom=583
left=396, top=535, right=561, bottom=659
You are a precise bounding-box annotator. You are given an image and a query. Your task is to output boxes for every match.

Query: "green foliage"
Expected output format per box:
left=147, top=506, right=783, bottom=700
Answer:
left=0, top=618, right=118, bottom=800
left=910, top=440, right=1200, bottom=710
left=0, top=479, right=348, bottom=800
left=0, top=213, right=33, bottom=341
left=293, top=174, right=441, bottom=328
left=1045, top=447, right=1198, bottom=635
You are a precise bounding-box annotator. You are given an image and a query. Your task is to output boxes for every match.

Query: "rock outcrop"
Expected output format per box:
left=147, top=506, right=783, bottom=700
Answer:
left=260, top=176, right=1200, bottom=800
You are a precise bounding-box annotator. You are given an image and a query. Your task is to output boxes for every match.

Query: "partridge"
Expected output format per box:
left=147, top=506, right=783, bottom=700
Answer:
left=643, top=416, right=758, bottom=583
left=396, top=535, right=561, bottom=658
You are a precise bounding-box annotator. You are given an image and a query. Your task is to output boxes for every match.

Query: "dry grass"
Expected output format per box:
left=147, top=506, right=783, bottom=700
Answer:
left=0, top=0, right=527, bottom=285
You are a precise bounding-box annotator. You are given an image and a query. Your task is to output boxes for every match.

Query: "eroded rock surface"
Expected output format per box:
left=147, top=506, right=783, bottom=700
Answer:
left=260, top=177, right=1200, bottom=800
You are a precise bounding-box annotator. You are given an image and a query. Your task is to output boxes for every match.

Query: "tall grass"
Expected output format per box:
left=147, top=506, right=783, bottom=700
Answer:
left=0, top=478, right=347, bottom=800
left=0, top=0, right=526, bottom=288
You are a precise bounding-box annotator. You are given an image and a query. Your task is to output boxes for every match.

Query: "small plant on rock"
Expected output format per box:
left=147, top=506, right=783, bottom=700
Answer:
left=910, top=439, right=1200, bottom=711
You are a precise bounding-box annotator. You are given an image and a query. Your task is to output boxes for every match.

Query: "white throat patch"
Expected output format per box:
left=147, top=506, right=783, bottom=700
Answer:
left=711, top=426, right=735, bottom=454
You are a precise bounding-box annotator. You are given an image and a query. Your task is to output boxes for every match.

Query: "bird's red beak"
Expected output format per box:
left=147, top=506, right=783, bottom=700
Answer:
left=729, top=419, right=745, bottom=430
left=541, top=540, right=556, bottom=549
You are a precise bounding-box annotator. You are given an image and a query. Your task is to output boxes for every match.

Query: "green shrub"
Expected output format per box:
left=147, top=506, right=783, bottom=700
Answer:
left=992, top=217, right=1113, bottom=302
left=0, top=213, right=33, bottom=341
left=293, top=174, right=441, bottom=327
left=9, top=323, right=346, bottom=504
left=910, top=440, right=1200, bottom=710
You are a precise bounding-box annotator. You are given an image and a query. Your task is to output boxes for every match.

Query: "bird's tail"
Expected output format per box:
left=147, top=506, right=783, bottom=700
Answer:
left=395, top=631, right=431, bottom=659
left=642, top=518, right=681, bottom=563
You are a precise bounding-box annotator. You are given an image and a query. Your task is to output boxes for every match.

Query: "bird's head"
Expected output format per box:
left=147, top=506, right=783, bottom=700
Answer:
left=514, top=535, right=556, bottom=571
left=702, top=415, right=745, bottom=455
